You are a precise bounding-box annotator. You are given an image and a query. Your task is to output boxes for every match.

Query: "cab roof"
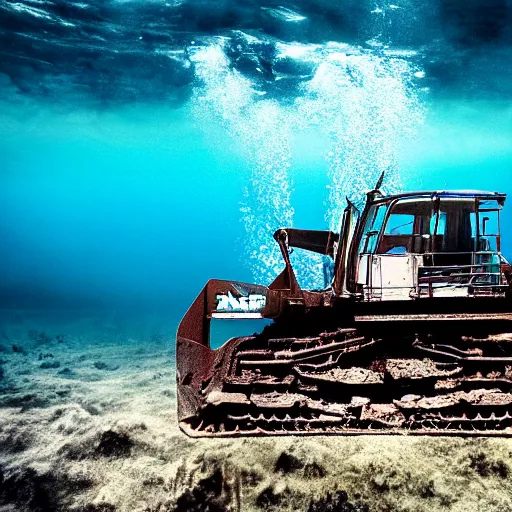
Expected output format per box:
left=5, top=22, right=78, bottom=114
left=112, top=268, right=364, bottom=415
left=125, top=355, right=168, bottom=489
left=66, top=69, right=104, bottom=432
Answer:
left=373, top=190, right=506, bottom=204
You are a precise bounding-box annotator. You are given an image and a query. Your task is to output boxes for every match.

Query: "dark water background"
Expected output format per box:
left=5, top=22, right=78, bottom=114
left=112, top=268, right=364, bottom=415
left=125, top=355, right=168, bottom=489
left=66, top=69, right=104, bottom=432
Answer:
left=1, top=0, right=512, bottom=335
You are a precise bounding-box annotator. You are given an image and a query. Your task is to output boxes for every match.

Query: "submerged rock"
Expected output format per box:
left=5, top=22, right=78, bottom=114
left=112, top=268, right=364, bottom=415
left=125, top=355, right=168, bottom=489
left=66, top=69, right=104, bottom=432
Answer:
left=308, top=490, right=370, bottom=512
left=95, top=430, right=134, bottom=458
left=0, top=466, right=57, bottom=512
left=175, top=469, right=226, bottom=512
left=469, top=452, right=509, bottom=478
left=275, top=451, right=304, bottom=474
left=79, top=504, right=116, bottom=512
left=304, top=461, right=327, bottom=478
left=93, top=361, right=119, bottom=371
left=256, top=486, right=284, bottom=509
left=40, top=360, right=60, bottom=369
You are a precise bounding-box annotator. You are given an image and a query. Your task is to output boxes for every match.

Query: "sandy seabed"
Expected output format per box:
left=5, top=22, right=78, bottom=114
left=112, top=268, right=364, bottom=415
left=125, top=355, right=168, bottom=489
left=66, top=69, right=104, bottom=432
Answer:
left=1, top=310, right=512, bottom=512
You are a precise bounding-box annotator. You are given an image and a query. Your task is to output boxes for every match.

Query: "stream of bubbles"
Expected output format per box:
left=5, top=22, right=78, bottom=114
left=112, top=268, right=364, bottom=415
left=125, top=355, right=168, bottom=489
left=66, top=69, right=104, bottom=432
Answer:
left=191, top=38, right=425, bottom=288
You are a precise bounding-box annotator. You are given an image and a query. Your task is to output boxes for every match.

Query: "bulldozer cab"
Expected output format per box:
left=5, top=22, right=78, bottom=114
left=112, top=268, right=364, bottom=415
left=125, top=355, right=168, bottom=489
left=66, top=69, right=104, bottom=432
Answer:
left=341, top=190, right=509, bottom=301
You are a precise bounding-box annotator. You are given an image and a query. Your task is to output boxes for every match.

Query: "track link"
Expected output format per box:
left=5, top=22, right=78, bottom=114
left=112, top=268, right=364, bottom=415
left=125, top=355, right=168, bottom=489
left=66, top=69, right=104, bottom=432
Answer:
left=180, top=329, right=512, bottom=436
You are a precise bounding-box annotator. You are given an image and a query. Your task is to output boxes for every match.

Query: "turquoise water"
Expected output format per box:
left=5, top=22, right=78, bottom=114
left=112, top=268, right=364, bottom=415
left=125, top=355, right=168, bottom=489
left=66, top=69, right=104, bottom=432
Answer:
left=1, top=1, right=512, bottom=331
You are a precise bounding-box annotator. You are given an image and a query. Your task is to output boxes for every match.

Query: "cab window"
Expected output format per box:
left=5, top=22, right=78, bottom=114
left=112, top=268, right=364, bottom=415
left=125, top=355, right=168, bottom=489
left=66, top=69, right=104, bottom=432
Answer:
left=358, top=204, right=387, bottom=254
left=385, top=214, right=414, bottom=235
left=378, top=198, right=432, bottom=254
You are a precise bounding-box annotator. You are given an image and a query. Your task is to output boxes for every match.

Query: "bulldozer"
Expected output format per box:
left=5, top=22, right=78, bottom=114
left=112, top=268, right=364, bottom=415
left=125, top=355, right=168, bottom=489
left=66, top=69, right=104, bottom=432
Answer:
left=176, top=174, right=512, bottom=437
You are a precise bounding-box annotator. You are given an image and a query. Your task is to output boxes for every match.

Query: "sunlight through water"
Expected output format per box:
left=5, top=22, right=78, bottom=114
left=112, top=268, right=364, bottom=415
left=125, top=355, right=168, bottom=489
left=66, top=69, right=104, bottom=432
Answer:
left=190, top=38, right=425, bottom=288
